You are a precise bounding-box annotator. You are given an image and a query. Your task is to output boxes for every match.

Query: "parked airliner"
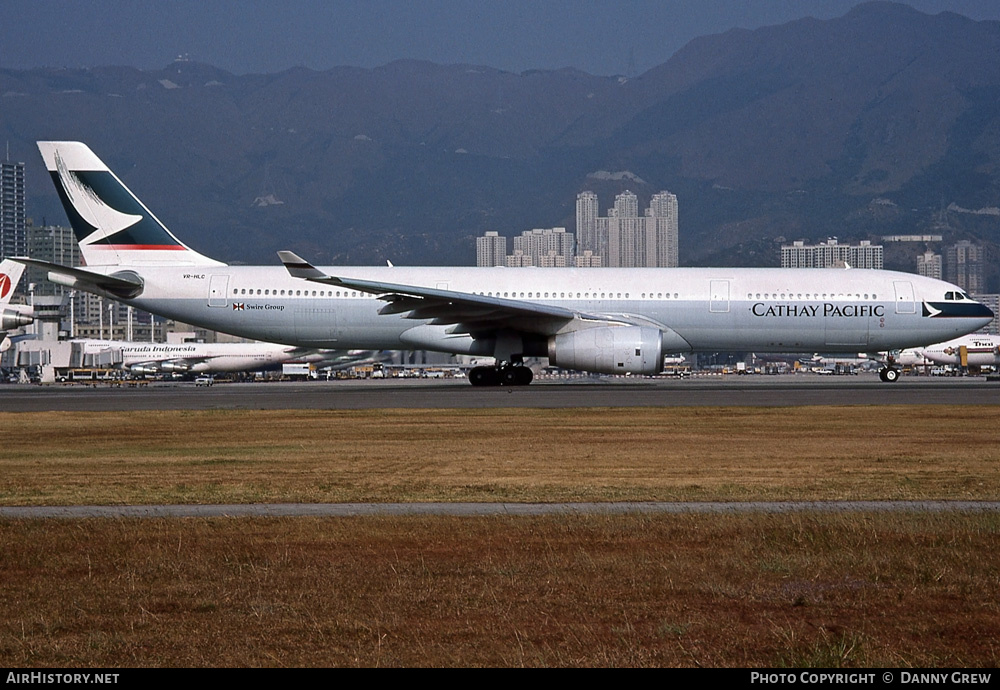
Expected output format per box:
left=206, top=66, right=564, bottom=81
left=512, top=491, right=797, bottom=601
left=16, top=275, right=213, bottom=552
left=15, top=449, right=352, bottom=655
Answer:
left=919, top=334, right=1000, bottom=369
left=18, top=141, right=994, bottom=385
left=73, top=338, right=324, bottom=375
left=0, top=259, right=34, bottom=351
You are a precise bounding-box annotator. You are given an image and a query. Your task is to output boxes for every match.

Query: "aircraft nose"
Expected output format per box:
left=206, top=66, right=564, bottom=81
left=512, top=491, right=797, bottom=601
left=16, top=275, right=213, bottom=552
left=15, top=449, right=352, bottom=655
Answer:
left=924, top=301, right=994, bottom=320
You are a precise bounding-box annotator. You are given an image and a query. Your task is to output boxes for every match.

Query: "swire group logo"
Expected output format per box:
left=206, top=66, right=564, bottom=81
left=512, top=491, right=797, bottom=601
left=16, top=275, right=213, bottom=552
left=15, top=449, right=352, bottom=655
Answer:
left=233, top=303, right=245, bottom=311
left=0, top=273, right=11, bottom=300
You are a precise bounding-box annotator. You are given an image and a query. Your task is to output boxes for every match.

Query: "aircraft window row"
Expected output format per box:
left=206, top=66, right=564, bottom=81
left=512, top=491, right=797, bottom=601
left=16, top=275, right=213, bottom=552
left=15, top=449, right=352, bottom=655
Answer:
left=475, top=291, right=682, bottom=300
left=480, top=292, right=634, bottom=299
left=233, top=288, right=367, bottom=297
left=748, top=293, right=877, bottom=300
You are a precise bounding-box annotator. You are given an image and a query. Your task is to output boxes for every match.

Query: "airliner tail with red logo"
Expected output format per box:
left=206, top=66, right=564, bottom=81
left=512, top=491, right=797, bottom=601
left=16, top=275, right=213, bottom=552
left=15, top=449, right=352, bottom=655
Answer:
left=0, top=259, right=34, bottom=350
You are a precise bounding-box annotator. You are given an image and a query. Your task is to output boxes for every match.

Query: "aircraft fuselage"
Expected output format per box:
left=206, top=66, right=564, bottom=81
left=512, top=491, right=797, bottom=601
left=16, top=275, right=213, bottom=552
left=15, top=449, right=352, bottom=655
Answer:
left=79, top=264, right=986, bottom=356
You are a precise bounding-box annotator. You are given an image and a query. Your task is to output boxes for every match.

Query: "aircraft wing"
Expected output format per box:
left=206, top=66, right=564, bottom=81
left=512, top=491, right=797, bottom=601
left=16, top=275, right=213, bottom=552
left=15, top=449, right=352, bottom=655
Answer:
left=278, top=251, right=631, bottom=336
left=13, top=258, right=143, bottom=299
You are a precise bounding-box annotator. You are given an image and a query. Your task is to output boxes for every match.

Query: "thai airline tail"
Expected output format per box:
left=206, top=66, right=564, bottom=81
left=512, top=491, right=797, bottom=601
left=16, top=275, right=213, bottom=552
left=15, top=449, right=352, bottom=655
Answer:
left=20, top=141, right=996, bottom=385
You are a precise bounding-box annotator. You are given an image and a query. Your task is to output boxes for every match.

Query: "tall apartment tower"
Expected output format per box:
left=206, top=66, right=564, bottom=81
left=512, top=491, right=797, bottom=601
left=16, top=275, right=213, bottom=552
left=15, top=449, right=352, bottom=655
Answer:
left=945, top=241, right=984, bottom=294
left=647, top=191, right=679, bottom=268
left=476, top=231, right=507, bottom=267
left=602, top=190, right=679, bottom=268
left=916, top=250, right=942, bottom=280
left=604, top=191, right=637, bottom=267
left=1, top=160, right=27, bottom=262
left=575, top=192, right=599, bottom=256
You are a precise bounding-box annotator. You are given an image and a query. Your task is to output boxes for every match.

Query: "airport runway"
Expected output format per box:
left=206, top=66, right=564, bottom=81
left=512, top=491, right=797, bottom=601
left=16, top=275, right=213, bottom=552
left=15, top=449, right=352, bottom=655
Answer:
left=1, top=373, right=999, bottom=412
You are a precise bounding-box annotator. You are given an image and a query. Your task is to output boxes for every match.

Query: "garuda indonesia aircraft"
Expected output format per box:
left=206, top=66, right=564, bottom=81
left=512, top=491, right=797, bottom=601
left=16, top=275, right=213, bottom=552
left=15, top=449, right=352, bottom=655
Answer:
left=72, top=338, right=326, bottom=376
left=18, top=141, right=994, bottom=386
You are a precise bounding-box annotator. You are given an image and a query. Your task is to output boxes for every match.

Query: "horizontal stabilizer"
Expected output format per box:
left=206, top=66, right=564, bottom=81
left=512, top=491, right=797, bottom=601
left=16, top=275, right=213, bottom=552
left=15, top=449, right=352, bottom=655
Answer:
left=13, top=258, right=143, bottom=299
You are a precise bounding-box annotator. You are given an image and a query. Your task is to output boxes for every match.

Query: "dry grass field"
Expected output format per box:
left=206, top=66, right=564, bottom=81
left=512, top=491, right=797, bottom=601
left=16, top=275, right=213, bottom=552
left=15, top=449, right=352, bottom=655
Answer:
left=1, top=406, right=999, bottom=504
left=1, top=406, right=998, bottom=667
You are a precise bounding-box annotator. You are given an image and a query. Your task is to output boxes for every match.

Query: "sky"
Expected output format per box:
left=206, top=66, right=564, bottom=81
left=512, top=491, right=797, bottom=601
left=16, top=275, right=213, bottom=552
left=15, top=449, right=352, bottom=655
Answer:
left=2, top=0, right=999, bottom=77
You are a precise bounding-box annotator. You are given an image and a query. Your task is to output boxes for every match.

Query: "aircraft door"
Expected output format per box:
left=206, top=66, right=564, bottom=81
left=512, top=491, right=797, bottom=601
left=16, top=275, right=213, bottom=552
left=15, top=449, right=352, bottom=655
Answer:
left=709, top=279, right=730, bottom=313
left=893, top=281, right=915, bottom=314
left=208, top=274, right=230, bottom=307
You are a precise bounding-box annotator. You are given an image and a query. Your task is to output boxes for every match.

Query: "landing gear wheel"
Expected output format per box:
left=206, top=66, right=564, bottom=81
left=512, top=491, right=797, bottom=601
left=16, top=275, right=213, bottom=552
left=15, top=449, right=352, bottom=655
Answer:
left=469, top=366, right=501, bottom=386
left=470, top=365, right=532, bottom=386
left=879, top=367, right=900, bottom=383
left=500, top=365, right=533, bottom=386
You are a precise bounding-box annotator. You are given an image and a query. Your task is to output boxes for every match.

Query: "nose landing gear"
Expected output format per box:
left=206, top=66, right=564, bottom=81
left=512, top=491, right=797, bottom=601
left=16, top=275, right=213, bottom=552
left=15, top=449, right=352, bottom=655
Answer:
left=878, top=367, right=900, bottom=382
left=879, top=353, right=900, bottom=382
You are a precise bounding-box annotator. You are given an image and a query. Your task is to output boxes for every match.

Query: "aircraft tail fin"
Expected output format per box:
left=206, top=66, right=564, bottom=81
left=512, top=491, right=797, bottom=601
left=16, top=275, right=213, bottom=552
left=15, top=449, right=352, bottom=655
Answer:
left=0, top=259, right=34, bottom=334
left=36, top=141, right=224, bottom=268
left=0, top=259, right=26, bottom=306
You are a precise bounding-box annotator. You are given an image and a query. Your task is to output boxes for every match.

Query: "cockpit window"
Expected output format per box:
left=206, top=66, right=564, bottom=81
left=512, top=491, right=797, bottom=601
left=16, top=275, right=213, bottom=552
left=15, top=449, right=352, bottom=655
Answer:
left=944, top=292, right=973, bottom=301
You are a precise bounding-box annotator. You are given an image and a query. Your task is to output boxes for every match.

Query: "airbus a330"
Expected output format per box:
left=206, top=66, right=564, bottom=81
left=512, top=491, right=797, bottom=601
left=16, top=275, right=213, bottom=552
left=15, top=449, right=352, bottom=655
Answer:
left=18, top=142, right=994, bottom=385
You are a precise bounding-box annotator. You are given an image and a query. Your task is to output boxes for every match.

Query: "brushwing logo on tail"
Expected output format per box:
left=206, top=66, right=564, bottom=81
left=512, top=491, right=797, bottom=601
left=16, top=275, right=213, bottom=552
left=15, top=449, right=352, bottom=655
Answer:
left=0, top=274, right=11, bottom=300
left=52, top=150, right=183, bottom=251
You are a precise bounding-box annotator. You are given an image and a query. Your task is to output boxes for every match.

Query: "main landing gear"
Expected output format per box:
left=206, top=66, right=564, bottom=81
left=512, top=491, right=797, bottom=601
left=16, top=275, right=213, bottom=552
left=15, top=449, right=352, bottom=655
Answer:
left=469, top=364, right=533, bottom=386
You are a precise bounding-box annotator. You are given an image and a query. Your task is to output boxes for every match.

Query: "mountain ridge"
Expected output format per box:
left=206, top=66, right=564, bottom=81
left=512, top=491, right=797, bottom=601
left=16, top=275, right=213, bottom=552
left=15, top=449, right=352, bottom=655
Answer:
left=1, top=1, right=997, bottom=286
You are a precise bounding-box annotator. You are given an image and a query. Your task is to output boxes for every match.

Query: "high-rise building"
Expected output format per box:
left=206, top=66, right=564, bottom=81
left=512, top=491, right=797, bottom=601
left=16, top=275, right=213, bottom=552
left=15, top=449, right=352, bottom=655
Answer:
left=575, top=192, right=599, bottom=257
left=648, top=191, right=679, bottom=269
left=476, top=231, right=507, bottom=267
left=1, top=160, right=27, bottom=263
left=580, top=190, right=679, bottom=268
left=945, top=241, right=985, bottom=294
left=916, top=250, right=942, bottom=280
left=26, top=225, right=81, bottom=297
left=781, top=239, right=883, bottom=269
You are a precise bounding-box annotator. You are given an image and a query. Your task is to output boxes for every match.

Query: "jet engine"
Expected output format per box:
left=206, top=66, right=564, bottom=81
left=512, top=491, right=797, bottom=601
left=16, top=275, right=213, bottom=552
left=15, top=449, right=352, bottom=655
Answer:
left=158, top=361, right=191, bottom=373
left=547, top=326, right=664, bottom=375
left=128, top=364, right=162, bottom=375
left=1, top=309, right=33, bottom=332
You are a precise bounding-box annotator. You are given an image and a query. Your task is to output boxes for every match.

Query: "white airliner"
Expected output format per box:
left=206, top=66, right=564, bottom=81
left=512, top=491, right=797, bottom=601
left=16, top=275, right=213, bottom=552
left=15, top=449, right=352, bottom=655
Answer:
left=73, top=338, right=324, bottom=375
left=17, top=141, right=995, bottom=385
left=0, top=259, right=34, bottom=352
left=918, top=334, right=1000, bottom=368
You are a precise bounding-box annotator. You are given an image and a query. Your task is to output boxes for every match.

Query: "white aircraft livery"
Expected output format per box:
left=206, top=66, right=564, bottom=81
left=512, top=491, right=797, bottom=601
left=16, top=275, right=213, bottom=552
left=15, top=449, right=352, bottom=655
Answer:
left=919, top=334, right=1000, bottom=368
left=19, top=141, right=995, bottom=385
left=0, top=259, right=34, bottom=351
left=73, top=339, right=323, bottom=375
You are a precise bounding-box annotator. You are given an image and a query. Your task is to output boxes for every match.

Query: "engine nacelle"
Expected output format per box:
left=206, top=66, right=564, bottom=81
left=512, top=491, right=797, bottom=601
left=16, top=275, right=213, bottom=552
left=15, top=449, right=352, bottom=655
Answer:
left=548, top=326, right=664, bottom=375
left=1, top=308, right=33, bottom=331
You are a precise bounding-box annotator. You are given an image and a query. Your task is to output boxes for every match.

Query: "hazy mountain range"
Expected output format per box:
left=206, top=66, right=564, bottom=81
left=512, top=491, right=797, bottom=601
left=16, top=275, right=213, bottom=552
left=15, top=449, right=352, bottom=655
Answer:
left=2, top=1, right=998, bottom=283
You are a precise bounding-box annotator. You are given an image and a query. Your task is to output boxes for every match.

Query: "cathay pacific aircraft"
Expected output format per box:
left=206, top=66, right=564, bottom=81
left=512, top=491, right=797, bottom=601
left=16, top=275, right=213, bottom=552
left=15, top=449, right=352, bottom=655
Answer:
left=18, top=141, right=994, bottom=385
